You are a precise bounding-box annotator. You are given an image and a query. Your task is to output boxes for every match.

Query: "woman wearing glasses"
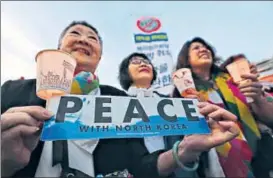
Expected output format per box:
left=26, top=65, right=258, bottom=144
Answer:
left=118, top=52, right=240, bottom=177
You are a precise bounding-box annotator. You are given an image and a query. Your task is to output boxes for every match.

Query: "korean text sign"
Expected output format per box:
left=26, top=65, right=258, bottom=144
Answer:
left=133, top=17, right=173, bottom=89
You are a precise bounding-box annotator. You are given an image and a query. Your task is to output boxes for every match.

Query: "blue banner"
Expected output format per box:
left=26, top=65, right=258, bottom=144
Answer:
left=41, top=95, right=210, bottom=141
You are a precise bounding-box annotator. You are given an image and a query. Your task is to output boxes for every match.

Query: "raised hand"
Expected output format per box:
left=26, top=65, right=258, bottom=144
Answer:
left=239, top=73, right=263, bottom=102
left=1, top=106, right=52, bottom=176
left=177, top=102, right=239, bottom=163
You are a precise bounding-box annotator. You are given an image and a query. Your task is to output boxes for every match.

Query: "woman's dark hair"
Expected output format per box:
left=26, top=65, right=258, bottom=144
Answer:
left=118, top=52, right=157, bottom=90
left=176, top=37, right=221, bottom=74
left=173, top=37, right=222, bottom=98
left=220, top=53, right=247, bottom=72
left=57, top=20, right=103, bottom=54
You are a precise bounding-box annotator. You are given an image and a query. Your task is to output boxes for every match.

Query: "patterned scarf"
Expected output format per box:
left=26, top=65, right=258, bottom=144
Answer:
left=194, top=71, right=261, bottom=178
left=71, top=71, right=100, bottom=95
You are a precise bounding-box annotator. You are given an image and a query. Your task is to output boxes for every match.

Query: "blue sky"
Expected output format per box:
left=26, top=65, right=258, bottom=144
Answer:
left=1, top=1, right=273, bottom=89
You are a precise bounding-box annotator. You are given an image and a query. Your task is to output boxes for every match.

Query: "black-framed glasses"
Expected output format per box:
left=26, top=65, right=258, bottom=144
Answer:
left=130, top=57, right=151, bottom=65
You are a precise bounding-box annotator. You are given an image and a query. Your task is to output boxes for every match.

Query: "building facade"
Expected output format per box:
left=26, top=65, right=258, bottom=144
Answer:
left=256, top=56, right=273, bottom=83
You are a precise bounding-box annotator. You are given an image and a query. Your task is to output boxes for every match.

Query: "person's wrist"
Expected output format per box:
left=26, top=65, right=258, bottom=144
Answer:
left=173, top=141, right=199, bottom=171
left=177, top=140, right=200, bottom=164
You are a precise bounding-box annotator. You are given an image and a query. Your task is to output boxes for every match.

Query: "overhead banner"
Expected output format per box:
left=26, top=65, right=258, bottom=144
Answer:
left=133, top=17, right=174, bottom=91
left=41, top=95, right=210, bottom=141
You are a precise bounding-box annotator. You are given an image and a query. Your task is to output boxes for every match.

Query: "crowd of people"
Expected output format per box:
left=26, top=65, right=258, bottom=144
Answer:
left=1, top=20, right=273, bottom=178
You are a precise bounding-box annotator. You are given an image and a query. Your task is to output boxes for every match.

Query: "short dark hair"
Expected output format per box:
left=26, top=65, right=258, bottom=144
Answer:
left=220, top=53, right=248, bottom=72
left=118, top=52, right=157, bottom=90
left=173, top=37, right=222, bottom=98
left=57, top=21, right=103, bottom=53
left=176, top=37, right=221, bottom=74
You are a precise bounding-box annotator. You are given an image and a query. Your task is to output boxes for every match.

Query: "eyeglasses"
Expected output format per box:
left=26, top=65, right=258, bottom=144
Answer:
left=130, top=57, right=151, bottom=65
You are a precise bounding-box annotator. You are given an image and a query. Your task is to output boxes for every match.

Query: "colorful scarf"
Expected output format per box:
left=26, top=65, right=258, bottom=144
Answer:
left=266, top=92, right=273, bottom=102
left=195, top=71, right=261, bottom=178
left=71, top=71, right=100, bottom=95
